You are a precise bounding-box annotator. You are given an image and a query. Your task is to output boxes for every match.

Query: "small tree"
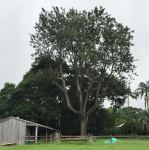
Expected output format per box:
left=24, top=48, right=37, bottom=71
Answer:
left=30, top=7, right=135, bottom=135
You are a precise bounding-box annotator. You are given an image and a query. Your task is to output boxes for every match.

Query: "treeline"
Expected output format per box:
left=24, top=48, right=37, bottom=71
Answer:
left=0, top=57, right=132, bottom=135
left=1, top=58, right=147, bottom=135
left=0, top=78, right=148, bottom=135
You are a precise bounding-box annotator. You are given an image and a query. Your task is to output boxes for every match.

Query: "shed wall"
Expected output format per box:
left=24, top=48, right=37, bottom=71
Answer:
left=0, top=118, right=26, bottom=145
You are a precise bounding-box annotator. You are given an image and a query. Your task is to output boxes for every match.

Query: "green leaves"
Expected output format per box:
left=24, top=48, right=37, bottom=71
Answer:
left=31, top=6, right=135, bottom=82
left=0, top=82, right=16, bottom=118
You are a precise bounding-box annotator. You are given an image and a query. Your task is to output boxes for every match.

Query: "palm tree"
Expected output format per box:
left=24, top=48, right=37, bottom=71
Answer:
left=135, top=81, right=149, bottom=109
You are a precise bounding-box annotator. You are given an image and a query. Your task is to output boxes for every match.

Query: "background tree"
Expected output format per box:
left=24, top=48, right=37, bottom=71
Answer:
left=30, top=6, right=135, bottom=135
left=139, top=110, right=149, bottom=134
left=115, top=107, right=142, bottom=134
left=11, top=59, right=62, bottom=127
left=115, top=107, right=149, bottom=135
left=0, top=82, right=16, bottom=118
left=134, top=81, right=149, bottom=109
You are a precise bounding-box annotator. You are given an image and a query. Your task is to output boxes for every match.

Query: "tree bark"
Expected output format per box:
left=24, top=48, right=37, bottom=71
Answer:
left=80, top=117, right=88, bottom=136
left=145, top=99, right=147, bottom=109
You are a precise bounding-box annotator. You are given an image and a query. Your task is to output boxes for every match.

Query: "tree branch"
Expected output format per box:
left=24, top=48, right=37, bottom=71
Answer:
left=59, top=62, right=80, bottom=114
left=54, top=81, right=64, bottom=93
left=76, top=71, right=83, bottom=107
left=87, top=81, right=102, bottom=117
left=84, top=74, right=93, bottom=111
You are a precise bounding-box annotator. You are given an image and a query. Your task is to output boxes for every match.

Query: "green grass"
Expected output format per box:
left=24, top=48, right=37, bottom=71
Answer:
left=0, top=139, right=149, bottom=150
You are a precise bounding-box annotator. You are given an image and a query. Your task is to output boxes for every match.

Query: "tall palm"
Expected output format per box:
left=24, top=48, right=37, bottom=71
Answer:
left=135, top=81, right=149, bottom=109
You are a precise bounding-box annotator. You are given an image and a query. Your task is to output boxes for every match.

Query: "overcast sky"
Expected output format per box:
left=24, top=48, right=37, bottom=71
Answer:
left=0, top=0, right=149, bottom=108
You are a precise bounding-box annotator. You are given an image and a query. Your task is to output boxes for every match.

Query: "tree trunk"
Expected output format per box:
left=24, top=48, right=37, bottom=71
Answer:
left=145, top=99, right=147, bottom=109
left=80, top=117, right=88, bottom=136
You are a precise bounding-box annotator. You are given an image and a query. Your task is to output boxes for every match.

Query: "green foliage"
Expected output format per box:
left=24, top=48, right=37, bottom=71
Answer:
left=12, top=63, right=62, bottom=126
left=88, top=107, right=149, bottom=135
left=88, top=108, right=116, bottom=135
left=0, top=82, right=16, bottom=118
left=31, top=6, right=135, bottom=80
left=114, top=107, right=149, bottom=135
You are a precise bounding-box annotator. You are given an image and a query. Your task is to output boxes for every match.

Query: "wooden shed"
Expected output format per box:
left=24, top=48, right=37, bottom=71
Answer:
left=0, top=116, right=58, bottom=145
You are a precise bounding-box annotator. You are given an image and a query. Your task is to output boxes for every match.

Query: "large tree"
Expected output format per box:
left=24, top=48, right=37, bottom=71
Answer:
left=30, top=7, right=135, bottom=135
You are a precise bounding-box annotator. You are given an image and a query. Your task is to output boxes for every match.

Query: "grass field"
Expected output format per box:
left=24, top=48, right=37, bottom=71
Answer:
left=0, top=139, right=149, bottom=150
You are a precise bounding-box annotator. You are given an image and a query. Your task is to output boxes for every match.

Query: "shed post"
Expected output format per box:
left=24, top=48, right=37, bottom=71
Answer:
left=45, top=130, right=48, bottom=142
left=35, top=126, right=38, bottom=143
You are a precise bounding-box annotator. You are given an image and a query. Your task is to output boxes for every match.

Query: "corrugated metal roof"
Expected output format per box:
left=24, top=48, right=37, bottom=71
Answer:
left=0, top=116, right=58, bottom=131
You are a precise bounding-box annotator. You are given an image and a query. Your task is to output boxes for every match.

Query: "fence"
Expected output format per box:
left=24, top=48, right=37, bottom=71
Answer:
left=25, top=133, right=61, bottom=143
left=61, top=135, right=149, bottom=140
left=25, top=135, right=149, bottom=143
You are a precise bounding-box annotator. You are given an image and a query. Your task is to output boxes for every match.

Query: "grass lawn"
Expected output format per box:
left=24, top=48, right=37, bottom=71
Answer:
left=0, top=139, right=149, bottom=150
